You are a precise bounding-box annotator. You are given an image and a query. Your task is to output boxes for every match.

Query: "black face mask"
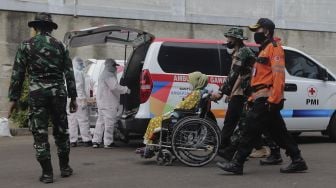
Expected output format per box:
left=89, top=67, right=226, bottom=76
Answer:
left=254, top=32, right=267, bottom=44
left=226, top=41, right=235, bottom=49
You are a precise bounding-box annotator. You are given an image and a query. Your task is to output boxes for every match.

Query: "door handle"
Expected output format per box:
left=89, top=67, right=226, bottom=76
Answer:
left=285, top=83, right=297, bottom=92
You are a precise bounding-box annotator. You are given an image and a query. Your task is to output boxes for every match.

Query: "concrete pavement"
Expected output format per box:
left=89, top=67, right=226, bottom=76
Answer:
left=0, top=133, right=336, bottom=188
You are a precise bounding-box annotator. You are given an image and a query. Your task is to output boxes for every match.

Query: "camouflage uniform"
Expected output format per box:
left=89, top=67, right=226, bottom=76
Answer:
left=220, top=46, right=255, bottom=97
left=218, top=28, right=280, bottom=162
left=8, top=33, right=77, bottom=162
left=219, top=41, right=256, bottom=149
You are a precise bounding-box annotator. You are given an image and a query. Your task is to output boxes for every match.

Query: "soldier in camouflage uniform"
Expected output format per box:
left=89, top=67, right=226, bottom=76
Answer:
left=214, top=27, right=282, bottom=165
left=8, top=12, right=77, bottom=183
left=211, top=27, right=255, bottom=151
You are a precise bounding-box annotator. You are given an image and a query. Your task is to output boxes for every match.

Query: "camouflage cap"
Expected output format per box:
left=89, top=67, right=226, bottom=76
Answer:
left=224, top=27, right=247, bottom=40
left=28, top=12, right=58, bottom=30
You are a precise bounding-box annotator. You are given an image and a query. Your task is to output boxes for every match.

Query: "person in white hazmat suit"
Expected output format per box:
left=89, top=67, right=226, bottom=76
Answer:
left=92, top=58, right=130, bottom=148
left=68, top=57, right=92, bottom=147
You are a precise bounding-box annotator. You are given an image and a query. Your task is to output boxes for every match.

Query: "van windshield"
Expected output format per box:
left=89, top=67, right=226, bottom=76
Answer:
left=158, top=42, right=223, bottom=75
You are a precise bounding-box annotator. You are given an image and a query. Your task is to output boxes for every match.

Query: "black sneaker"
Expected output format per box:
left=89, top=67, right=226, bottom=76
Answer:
left=104, top=143, right=119, bottom=149
left=92, top=142, right=100, bottom=148
left=39, top=173, right=53, bottom=183
left=70, top=142, right=77, bottom=147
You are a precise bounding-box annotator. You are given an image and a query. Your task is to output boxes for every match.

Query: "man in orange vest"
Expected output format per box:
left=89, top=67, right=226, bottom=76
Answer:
left=217, top=18, right=308, bottom=174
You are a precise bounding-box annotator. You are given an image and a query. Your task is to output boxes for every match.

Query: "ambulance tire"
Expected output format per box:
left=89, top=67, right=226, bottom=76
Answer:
left=328, top=114, right=336, bottom=142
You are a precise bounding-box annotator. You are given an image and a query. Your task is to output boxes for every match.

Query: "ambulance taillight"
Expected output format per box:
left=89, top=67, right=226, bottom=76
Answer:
left=140, top=69, right=153, bottom=103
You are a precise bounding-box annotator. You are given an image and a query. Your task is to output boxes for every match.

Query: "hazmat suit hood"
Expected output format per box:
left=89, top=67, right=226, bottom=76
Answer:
left=72, top=56, right=85, bottom=71
left=71, top=56, right=87, bottom=99
left=188, top=71, right=208, bottom=90
left=99, top=58, right=118, bottom=82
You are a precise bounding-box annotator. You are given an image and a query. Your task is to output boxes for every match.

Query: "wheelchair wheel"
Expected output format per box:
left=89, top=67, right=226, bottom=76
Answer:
left=157, top=149, right=174, bottom=166
left=171, top=117, right=220, bottom=167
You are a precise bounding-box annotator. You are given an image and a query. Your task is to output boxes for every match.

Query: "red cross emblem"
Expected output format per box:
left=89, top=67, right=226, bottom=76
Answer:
left=307, top=87, right=317, bottom=97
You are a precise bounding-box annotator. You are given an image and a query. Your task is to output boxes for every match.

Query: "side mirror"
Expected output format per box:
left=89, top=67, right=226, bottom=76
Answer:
left=319, top=68, right=328, bottom=81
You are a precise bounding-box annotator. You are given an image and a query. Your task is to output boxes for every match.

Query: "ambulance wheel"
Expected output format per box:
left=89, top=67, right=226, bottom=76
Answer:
left=328, top=114, right=336, bottom=142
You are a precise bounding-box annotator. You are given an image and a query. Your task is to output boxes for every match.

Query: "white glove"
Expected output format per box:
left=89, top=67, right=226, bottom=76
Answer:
left=126, top=88, right=131, bottom=94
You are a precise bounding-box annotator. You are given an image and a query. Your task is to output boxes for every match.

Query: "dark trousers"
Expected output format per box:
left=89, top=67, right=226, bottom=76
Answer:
left=236, top=97, right=301, bottom=163
left=29, top=94, right=70, bottom=162
left=221, top=95, right=245, bottom=148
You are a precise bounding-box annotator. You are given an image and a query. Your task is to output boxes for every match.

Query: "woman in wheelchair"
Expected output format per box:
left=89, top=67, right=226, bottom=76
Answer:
left=136, top=71, right=217, bottom=163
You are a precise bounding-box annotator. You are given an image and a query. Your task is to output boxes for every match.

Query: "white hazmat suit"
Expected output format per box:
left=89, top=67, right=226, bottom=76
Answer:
left=68, top=57, right=92, bottom=145
left=92, top=58, right=130, bottom=147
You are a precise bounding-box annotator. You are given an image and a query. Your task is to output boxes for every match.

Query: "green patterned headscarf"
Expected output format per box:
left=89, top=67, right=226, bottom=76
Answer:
left=188, top=71, right=208, bottom=90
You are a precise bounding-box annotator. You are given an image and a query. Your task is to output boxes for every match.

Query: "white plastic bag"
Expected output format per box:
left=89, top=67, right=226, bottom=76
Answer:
left=0, top=118, right=12, bottom=137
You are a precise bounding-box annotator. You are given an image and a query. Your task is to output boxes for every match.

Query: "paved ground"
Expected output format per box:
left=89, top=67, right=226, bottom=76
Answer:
left=0, top=133, right=336, bottom=188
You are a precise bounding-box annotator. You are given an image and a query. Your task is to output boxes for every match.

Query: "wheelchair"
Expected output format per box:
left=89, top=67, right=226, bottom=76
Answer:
left=145, top=90, right=221, bottom=167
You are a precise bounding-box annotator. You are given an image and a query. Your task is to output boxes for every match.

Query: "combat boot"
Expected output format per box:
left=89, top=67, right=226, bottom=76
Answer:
left=280, top=155, right=308, bottom=173
left=217, top=146, right=236, bottom=162
left=260, top=148, right=283, bottom=165
left=38, top=159, right=53, bottom=183
left=216, top=153, right=245, bottom=175
left=59, top=155, right=73, bottom=177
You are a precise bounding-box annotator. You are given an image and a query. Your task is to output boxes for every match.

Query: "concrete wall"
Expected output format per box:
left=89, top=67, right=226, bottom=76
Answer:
left=0, top=10, right=336, bottom=116
left=2, top=0, right=336, bottom=32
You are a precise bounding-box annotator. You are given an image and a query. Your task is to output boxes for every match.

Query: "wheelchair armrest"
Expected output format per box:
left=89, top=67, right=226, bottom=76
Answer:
left=174, top=108, right=196, bottom=114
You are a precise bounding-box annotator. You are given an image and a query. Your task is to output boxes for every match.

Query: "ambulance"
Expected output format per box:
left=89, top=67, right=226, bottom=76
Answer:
left=64, top=25, right=336, bottom=141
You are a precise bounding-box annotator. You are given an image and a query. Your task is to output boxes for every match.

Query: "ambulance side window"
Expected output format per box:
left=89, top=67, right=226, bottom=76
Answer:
left=158, top=42, right=221, bottom=75
left=219, top=46, right=232, bottom=76
left=285, top=50, right=320, bottom=80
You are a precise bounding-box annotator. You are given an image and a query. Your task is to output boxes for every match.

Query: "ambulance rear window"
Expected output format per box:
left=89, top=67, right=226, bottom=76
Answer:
left=158, top=42, right=222, bottom=75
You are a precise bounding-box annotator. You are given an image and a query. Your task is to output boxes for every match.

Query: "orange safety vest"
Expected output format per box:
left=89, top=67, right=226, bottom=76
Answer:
left=251, top=41, right=285, bottom=104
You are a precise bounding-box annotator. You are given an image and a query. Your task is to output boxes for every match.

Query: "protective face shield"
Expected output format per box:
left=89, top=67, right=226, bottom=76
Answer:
left=78, top=62, right=85, bottom=70
left=104, top=58, right=118, bottom=73
left=73, top=57, right=85, bottom=71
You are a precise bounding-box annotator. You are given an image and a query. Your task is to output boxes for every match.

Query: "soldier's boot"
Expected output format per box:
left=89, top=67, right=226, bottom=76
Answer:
left=38, top=159, right=53, bottom=183
left=260, top=148, right=283, bottom=165
left=217, top=146, right=236, bottom=162
left=59, top=155, right=73, bottom=178
left=280, top=155, right=308, bottom=173
left=216, top=153, right=245, bottom=175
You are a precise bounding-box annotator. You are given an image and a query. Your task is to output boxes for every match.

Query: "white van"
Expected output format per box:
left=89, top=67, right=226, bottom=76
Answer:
left=64, top=25, right=336, bottom=141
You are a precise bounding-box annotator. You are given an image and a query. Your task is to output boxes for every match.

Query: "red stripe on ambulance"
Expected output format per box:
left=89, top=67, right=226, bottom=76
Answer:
left=151, top=73, right=226, bottom=86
